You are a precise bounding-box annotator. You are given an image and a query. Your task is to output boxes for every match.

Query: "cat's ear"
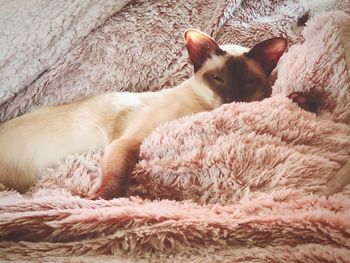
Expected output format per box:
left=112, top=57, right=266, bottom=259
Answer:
left=185, top=29, right=225, bottom=72
left=246, top=37, right=288, bottom=75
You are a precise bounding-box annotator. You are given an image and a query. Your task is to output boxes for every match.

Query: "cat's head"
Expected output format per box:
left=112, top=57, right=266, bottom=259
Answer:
left=185, top=29, right=287, bottom=103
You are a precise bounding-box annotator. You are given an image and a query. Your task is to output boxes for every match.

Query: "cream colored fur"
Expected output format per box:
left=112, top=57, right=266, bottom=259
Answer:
left=0, top=45, right=242, bottom=192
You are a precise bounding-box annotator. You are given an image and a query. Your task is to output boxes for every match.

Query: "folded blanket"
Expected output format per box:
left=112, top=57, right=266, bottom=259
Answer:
left=1, top=0, right=350, bottom=262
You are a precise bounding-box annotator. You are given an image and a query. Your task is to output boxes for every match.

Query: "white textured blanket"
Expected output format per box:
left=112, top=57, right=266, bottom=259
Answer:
left=0, top=0, right=130, bottom=104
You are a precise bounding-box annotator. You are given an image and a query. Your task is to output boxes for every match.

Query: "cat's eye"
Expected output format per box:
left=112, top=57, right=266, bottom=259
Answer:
left=211, top=74, right=224, bottom=84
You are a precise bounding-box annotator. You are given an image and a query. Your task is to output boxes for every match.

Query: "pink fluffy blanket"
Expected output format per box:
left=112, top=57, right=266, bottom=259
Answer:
left=1, top=1, right=350, bottom=262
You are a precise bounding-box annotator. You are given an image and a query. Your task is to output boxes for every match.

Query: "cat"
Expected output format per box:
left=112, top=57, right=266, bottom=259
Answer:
left=0, top=29, right=291, bottom=199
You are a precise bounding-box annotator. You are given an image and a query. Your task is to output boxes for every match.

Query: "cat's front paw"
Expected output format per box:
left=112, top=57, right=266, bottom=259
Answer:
left=92, top=138, right=141, bottom=200
left=93, top=170, right=128, bottom=200
left=288, top=90, right=324, bottom=114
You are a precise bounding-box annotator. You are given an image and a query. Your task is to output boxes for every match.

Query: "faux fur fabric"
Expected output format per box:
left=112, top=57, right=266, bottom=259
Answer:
left=131, top=95, right=350, bottom=204
left=1, top=190, right=350, bottom=262
left=1, top=1, right=350, bottom=262
left=216, top=0, right=308, bottom=47
left=0, top=0, right=130, bottom=104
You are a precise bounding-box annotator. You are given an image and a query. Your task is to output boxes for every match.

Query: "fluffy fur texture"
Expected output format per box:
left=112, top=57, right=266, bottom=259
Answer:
left=131, top=94, right=350, bottom=203
left=0, top=0, right=350, bottom=262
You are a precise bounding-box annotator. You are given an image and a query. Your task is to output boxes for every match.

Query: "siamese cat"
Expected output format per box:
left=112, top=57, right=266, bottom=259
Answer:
left=1, top=29, right=322, bottom=200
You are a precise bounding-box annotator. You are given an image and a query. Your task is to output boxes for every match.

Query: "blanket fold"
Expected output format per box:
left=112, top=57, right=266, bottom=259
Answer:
left=1, top=190, right=350, bottom=260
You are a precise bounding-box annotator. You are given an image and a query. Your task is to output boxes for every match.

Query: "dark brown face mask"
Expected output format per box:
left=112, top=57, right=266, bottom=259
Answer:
left=184, top=29, right=288, bottom=103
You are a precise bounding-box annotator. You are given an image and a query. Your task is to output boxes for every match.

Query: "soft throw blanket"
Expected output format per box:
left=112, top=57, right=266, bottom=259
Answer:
left=1, top=0, right=350, bottom=262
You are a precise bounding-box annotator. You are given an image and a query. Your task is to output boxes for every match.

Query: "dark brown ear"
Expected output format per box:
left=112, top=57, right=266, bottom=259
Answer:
left=185, top=29, right=225, bottom=72
left=246, top=37, right=288, bottom=75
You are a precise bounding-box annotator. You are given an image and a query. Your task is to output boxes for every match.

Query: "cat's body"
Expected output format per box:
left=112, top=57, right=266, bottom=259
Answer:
left=0, top=90, right=166, bottom=192
left=0, top=76, right=234, bottom=194
left=0, top=30, right=290, bottom=199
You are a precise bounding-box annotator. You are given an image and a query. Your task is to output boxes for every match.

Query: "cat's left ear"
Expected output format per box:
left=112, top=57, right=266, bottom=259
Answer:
left=246, top=37, right=288, bottom=75
left=185, top=29, right=225, bottom=72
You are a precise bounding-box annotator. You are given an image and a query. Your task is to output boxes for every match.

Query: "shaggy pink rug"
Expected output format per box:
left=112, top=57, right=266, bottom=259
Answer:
left=0, top=1, right=350, bottom=262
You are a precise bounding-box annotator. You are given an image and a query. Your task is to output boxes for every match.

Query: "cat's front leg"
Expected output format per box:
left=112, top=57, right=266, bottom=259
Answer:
left=93, top=138, right=141, bottom=199
left=92, top=98, right=180, bottom=199
left=287, top=90, right=324, bottom=114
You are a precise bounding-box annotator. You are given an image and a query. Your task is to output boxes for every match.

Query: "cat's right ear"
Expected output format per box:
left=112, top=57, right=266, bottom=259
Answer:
left=185, top=29, right=225, bottom=72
